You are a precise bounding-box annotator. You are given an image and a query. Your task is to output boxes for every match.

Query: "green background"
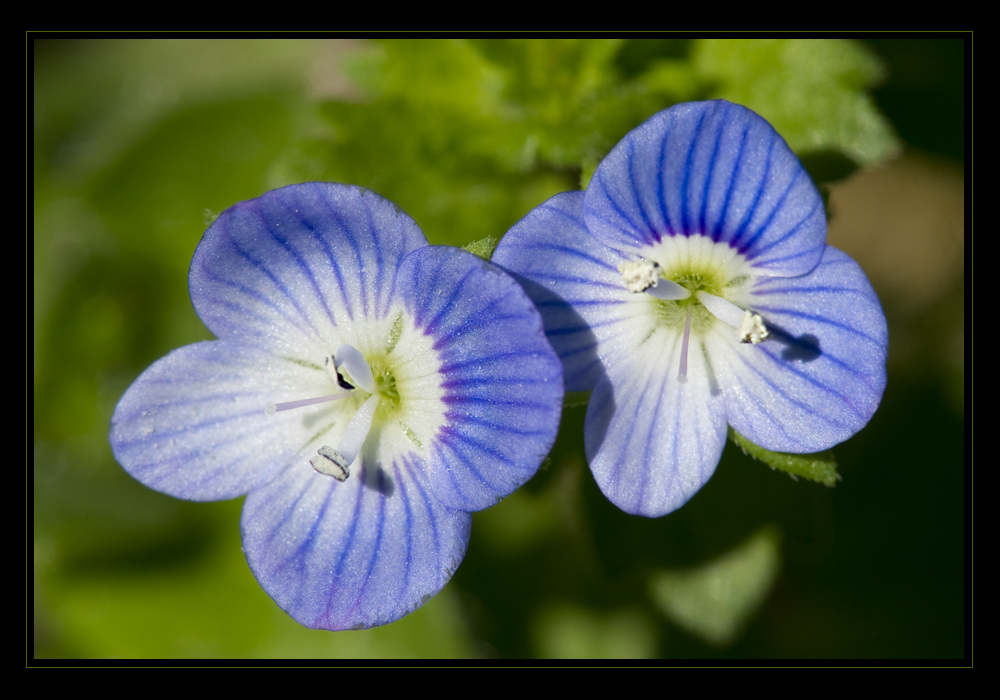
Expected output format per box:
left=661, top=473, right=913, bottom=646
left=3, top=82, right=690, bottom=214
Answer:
left=33, top=38, right=966, bottom=659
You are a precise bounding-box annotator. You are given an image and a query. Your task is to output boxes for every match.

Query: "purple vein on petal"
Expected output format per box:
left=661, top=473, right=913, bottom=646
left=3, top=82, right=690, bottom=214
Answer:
left=753, top=303, right=885, bottom=343
left=257, top=473, right=326, bottom=577
left=432, top=432, right=495, bottom=497
left=425, top=271, right=480, bottom=341
left=727, top=131, right=776, bottom=252
left=196, top=265, right=307, bottom=340
left=695, top=111, right=731, bottom=239
left=394, top=457, right=417, bottom=599
left=359, top=195, right=385, bottom=318
left=256, top=197, right=345, bottom=331
left=677, top=107, right=710, bottom=236
left=441, top=424, right=518, bottom=468
left=208, top=228, right=326, bottom=340
left=342, top=467, right=387, bottom=626
left=732, top=347, right=868, bottom=425
left=705, top=120, right=749, bottom=243
left=438, top=349, right=539, bottom=375
left=737, top=160, right=803, bottom=255
left=748, top=189, right=820, bottom=261
left=314, top=197, right=367, bottom=321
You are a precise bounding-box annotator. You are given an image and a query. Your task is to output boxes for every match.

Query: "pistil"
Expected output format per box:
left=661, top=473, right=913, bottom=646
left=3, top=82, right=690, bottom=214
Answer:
left=266, top=393, right=351, bottom=416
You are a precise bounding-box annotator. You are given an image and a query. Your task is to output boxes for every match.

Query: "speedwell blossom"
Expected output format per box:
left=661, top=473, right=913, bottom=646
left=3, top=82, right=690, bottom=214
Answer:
left=110, top=183, right=563, bottom=629
left=493, top=100, right=887, bottom=518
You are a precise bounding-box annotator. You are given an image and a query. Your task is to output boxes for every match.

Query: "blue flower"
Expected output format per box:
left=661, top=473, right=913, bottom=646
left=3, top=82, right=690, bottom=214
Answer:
left=110, top=183, right=563, bottom=630
left=493, top=100, right=887, bottom=517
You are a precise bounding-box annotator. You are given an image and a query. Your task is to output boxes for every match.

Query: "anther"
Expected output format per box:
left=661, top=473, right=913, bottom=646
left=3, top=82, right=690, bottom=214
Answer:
left=737, top=311, right=769, bottom=344
left=618, top=260, right=691, bottom=300
left=311, top=446, right=350, bottom=481
left=333, top=344, right=377, bottom=394
left=619, top=260, right=661, bottom=293
left=325, top=356, right=354, bottom=390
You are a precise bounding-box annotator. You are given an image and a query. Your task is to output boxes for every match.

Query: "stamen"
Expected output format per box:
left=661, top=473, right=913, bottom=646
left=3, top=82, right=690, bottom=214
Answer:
left=695, top=290, right=745, bottom=327
left=325, top=355, right=353, bottom=390
left=334, top=344, right=377, bottom=394
left=678, top=307, right=692, bottom=384
left=311, top=446, right=350, bottom=481
left=266, top=394, right=350, bottom=416
left=618, top=259, right=691, bottom=299
left=694, top=290, right=769, bottom=344
left=647, top=279, right=691, bottom=301
left=737, top=311, right=769, bottom=344
left=334, top=393, right=382, bottom=467
left=619, top=260, right=661, bottom=293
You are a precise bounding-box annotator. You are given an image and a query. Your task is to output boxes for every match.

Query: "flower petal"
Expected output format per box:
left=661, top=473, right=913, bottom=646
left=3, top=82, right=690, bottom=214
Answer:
left=109, top=341, right=328, bottom=501
left=585, top=327, right=729, bottom=517
left=190, top=183, right=428, bottom=356
left=241, top=454, right=471, bottom=630
left=584, top=100, right=826, bottom=276
left=492, top=191, right=635, bottom=392
left=396, top=246, right=564, bottom=512
left=712, top=246, right=888, bottom=452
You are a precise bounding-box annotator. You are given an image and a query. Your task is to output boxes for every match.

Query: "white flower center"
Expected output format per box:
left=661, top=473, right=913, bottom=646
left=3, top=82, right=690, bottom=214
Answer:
left=619, top=236, right=770, bottom=382
left=266, top=344, right=380, bottom=481
left=265, top=311, right=447, bottom=481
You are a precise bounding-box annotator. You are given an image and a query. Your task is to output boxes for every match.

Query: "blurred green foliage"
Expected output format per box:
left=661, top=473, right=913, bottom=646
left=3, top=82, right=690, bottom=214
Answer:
left=33, top=38, right=965, bottom=660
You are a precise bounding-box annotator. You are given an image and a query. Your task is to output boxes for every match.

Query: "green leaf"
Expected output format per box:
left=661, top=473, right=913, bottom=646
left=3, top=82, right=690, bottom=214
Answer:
left=532, top=604, right=658, bottom=659
left=649, top=526, right=781, bottom=646
left=693, top=39, right=900, bottom=171
left=728, top=427, right=841, bottom=486
left=463, top=236, right=498, bottom=260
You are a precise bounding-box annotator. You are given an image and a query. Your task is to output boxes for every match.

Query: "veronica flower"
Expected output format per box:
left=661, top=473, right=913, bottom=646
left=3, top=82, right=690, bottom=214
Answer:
left=493, top=100, right=887, bottom=518
left=110, top=183, right=563, bottom=630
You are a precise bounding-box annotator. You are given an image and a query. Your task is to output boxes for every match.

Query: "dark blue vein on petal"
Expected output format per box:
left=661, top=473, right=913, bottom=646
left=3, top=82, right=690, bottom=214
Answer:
left=259, top=197, right=344, bottom=331
left=736, top=347, right=868, bottom=425
left=314, top=196, right=370, bottom=322
left=607, top=376, right=645, bottom=498
left=191, top=275, right=286, bottom=340
left=395, top=458, right=416, bottom=601
left=401, top=453, right=443, bottom=575
left=739, top=134, right=777, bottom=245
left=360, top=195, right=387, bottom=319
left=712, top=121, right=751, bottom=243
left=754, top=198, right=821, bottom=261
left=434, top=296, right=510, bottom=342
left=438, top=348, right=544, bottom=375
left=740, top=160, right=806, bottom=254
left=514, top=240, right=618, bottom=272
left=213, top=228, right=325, bottom=340
left=433, top=430, right=498, bottom=496
left=696, top=112, right=730, bottom=238
left=447, top=408, right=556, bottom=439
left=678, top=108, right=710, bottom=236
left=753, top=303, right=884, bottom=344
left=342, top=465, right=388, bottom=625
left=440, top=374, right=522, bottom=390
left=442, top=423, right=519, bottom=469
left=418, top=263, right=478, bottom=339
left=625, top=136, right=656, bottom=244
